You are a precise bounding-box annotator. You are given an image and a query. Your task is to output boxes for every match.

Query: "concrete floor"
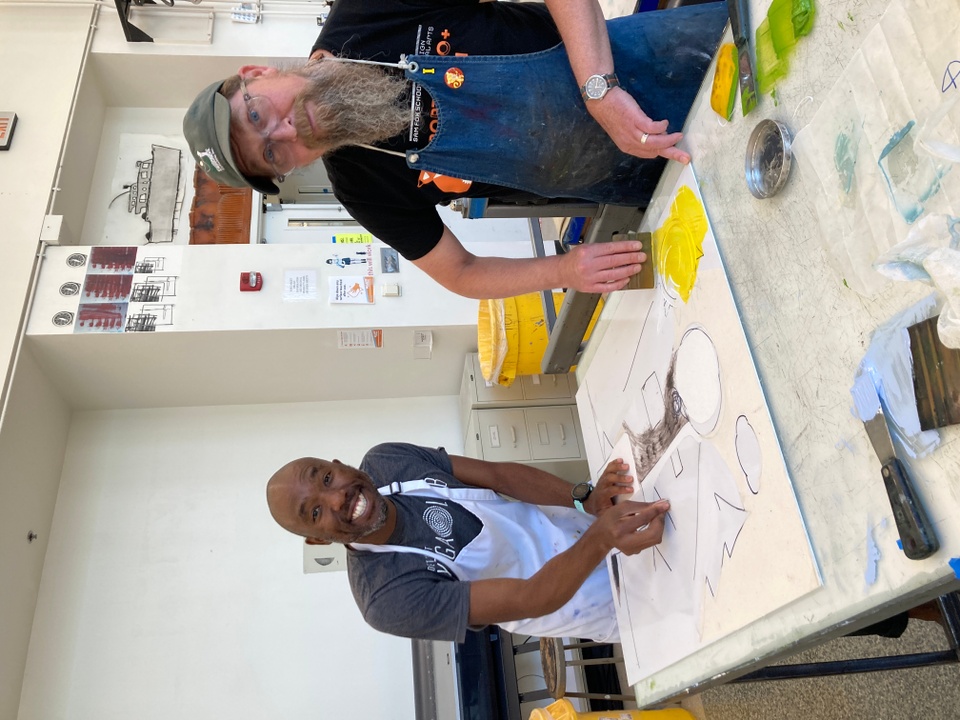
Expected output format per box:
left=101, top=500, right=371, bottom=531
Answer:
left=678, top=618, right=960, bottom=720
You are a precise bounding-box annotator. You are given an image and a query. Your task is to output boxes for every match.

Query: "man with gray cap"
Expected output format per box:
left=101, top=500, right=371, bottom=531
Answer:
left=183, top=0, right=727, bottom=299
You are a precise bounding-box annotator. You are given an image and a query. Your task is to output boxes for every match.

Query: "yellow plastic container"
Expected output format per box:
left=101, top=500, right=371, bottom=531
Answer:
left=710, top=43, right=738, bottom=121
left=529, top=699, right=695, bottom=720
left=478, top=292, right=603, bottom=386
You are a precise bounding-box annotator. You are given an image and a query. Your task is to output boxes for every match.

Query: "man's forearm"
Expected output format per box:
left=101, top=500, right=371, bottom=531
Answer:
left=541, top=0, right=614, bottom=89
left=413, top=225, right=645, bottom=298
left=468, top=521, right=611, bottom=626
left=442, top=253, right=569, bottom=299
left=467, top=500, right=669, bottom=627
left=481, top=459, right=582, bottom=508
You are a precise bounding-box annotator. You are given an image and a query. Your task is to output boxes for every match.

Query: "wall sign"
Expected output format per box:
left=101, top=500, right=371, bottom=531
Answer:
left=0, top=113, right=17, bottom=151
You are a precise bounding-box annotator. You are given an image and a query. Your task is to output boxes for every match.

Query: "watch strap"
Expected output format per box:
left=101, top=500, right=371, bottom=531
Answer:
left=574, top=499, right=588, bottom=514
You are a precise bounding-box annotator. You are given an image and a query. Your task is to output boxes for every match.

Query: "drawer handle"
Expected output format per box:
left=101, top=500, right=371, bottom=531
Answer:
left=510, top=426, right=517, bottom=446
left=559, top=425, right=566, bottom=443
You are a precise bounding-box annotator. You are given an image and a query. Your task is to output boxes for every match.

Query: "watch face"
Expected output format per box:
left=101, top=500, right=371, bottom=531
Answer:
left=572, top=482, right=592, bottom=500
left=585, top=75, right=607, bottom=99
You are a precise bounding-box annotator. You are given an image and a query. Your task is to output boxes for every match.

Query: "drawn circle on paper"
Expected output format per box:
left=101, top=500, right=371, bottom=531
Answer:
left=673, top=326, right=721, bottom=435
left=66, top=253, right=87, bottom=268
left=52, top=311, right=75, bottom=327
left=59, top=282, right=80, bottom=296
left=422, top=505, right=454, bottom=538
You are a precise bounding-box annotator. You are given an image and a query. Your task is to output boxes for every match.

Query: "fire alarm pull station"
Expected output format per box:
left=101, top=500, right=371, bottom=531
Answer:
left=240, top=271, right=263, bottom=292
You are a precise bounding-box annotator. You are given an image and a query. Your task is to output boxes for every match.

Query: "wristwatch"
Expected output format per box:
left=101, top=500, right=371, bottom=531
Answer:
left=580, top=72, right=620, bottom=102
left=571, top=482, right=594, bottom=513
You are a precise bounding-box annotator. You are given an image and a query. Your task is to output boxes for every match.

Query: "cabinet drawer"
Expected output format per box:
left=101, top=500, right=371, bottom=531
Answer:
left=524, top=407, right=583, bottom=460
left=476, top=409, right=531, bottom=462
left=519, top=372, right=574, bottom=401
left=466, top=355, right=526, bottom=404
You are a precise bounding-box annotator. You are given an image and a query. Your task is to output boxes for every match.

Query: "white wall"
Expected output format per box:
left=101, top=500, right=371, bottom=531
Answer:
left=19, top=395, right=463, bottom=720
left=0, top=10, right=96, bottom=720
left=29, top=243, right=481, bottom=334
left=0, top=346, right=72, bottom=720
left=0, top=6, right=91, bottom=412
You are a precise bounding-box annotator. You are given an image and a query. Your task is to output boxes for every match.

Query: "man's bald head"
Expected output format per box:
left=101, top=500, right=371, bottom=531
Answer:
left=265, top=456, right=392, bottom=545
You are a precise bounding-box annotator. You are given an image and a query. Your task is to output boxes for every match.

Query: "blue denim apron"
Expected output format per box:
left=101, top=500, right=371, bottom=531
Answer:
left=403, top=3, right=728, bottom=205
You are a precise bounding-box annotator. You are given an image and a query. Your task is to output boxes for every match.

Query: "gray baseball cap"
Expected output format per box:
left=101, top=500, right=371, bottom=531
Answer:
left=183, top=79, right=280, bottom=195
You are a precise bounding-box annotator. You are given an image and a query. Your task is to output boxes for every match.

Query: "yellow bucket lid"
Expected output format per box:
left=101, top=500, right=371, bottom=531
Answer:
left=477, top=297, right=520, bottom=386
left=528, top=699, right=578, bottom=720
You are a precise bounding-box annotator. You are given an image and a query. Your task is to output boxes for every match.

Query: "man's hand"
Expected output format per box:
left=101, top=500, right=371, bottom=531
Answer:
left=589, top=88, right=690, bottom=165
left=590, top=499, right=669, bottom=555
left=583, top=458, right=634, bottom=516
left=560, top=239, right=646, bottom=293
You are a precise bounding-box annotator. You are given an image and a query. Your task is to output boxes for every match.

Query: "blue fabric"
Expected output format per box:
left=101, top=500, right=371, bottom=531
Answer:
left=404, top=3, right=729, bottom=205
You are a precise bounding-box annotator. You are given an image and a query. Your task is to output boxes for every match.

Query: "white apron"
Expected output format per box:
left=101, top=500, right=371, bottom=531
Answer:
left=351, top=479, right=619, bottom=641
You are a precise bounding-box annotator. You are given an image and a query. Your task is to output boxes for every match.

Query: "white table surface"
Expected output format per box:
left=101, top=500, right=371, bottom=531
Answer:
left=579, top=0, right=960, bottom=705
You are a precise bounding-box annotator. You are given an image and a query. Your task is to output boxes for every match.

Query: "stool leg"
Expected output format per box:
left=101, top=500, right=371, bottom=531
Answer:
left=564, top=691, right=637, bottom=702
left=568, top=657, right=624, bottom=667
left=936, top=591, right=960, bottom=659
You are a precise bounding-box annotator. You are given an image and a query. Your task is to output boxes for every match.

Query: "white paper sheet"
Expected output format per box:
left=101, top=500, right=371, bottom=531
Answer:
left=578, top=165, right=822, bottom=684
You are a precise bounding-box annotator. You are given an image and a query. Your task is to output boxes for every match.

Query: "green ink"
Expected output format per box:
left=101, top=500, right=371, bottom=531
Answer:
left=847, top=11, right=854, bottom=21
left=756, top=17, right=790, bottom=94
left=792, top=0, right=816, bottom=37
left=767, top=0, right=797, bottom=58
left=843, top=278, right=849, bottom=288
left=834, top=123, right=860, bottom=195
left=838, top=20, right=845, bottom=29
left=771, top=88, right=780, bottom=106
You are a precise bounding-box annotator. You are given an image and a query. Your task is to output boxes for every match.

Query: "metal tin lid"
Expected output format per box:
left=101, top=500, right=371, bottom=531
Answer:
left=745, top=119, right=793, bottom=199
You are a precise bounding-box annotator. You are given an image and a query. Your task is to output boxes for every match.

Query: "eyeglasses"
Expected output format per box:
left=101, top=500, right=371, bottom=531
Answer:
left=238, top=77, right=297, bottom=182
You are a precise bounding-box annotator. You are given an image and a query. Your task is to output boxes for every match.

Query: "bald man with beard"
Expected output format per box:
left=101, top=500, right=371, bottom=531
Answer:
left=266, top=442, right=669, bottom=642
left=184, top=0, right=728, bottom=299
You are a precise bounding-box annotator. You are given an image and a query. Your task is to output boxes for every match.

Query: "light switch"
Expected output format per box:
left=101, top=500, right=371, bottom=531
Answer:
left=382, top=283, right=401, bottom=297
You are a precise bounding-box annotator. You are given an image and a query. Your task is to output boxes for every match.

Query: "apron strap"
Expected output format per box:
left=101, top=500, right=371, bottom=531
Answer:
left=348, top=541, right=468, bottom=581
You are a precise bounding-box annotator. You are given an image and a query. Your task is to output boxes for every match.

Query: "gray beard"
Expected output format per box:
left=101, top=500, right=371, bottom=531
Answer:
left=290, top=59, right=410, bottom=152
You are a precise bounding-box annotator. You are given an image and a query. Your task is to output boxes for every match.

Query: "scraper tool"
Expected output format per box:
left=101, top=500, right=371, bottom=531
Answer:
left=851, top=374, right=939, bottom=560
left=909, top=315, right=960, bottom=431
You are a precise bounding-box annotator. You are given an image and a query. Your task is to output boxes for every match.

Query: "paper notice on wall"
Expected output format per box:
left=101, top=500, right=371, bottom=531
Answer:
left=332, top=233, right=374, bottom=244
left=337, top=329, right=383, bottom=349
left=283, top=269, right=318, bottom=301
left=413, top=329, right=433, bottom=359
left=330, top=276, right=375, bottom=304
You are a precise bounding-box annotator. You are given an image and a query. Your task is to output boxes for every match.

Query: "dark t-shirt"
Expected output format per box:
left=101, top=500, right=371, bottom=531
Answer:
left=313, top=0, right=562, bottom=260
left=348, top=442, right=486, bottom=642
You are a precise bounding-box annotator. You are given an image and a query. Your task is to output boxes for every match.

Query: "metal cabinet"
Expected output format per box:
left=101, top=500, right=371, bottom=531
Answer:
left=459, top=354, right=588, bottom=484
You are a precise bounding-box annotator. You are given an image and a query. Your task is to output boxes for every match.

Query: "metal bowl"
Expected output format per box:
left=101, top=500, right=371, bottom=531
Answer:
left=745, top=119, right=793, bottom=199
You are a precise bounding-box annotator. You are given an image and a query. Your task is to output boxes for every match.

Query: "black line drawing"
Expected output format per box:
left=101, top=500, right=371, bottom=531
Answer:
left=126, top=145, right=183, bottom=244
left=135, top=256, right=166, bottom=274
left=736, top=415, right=763, bottom=494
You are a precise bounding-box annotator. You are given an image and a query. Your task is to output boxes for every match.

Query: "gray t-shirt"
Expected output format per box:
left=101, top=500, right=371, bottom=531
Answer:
left=347, top=443, right=484, bottom=642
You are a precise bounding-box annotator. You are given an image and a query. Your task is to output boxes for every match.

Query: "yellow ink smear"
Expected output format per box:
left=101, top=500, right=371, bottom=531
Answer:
left=653, top=185, right=707, bottom=303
